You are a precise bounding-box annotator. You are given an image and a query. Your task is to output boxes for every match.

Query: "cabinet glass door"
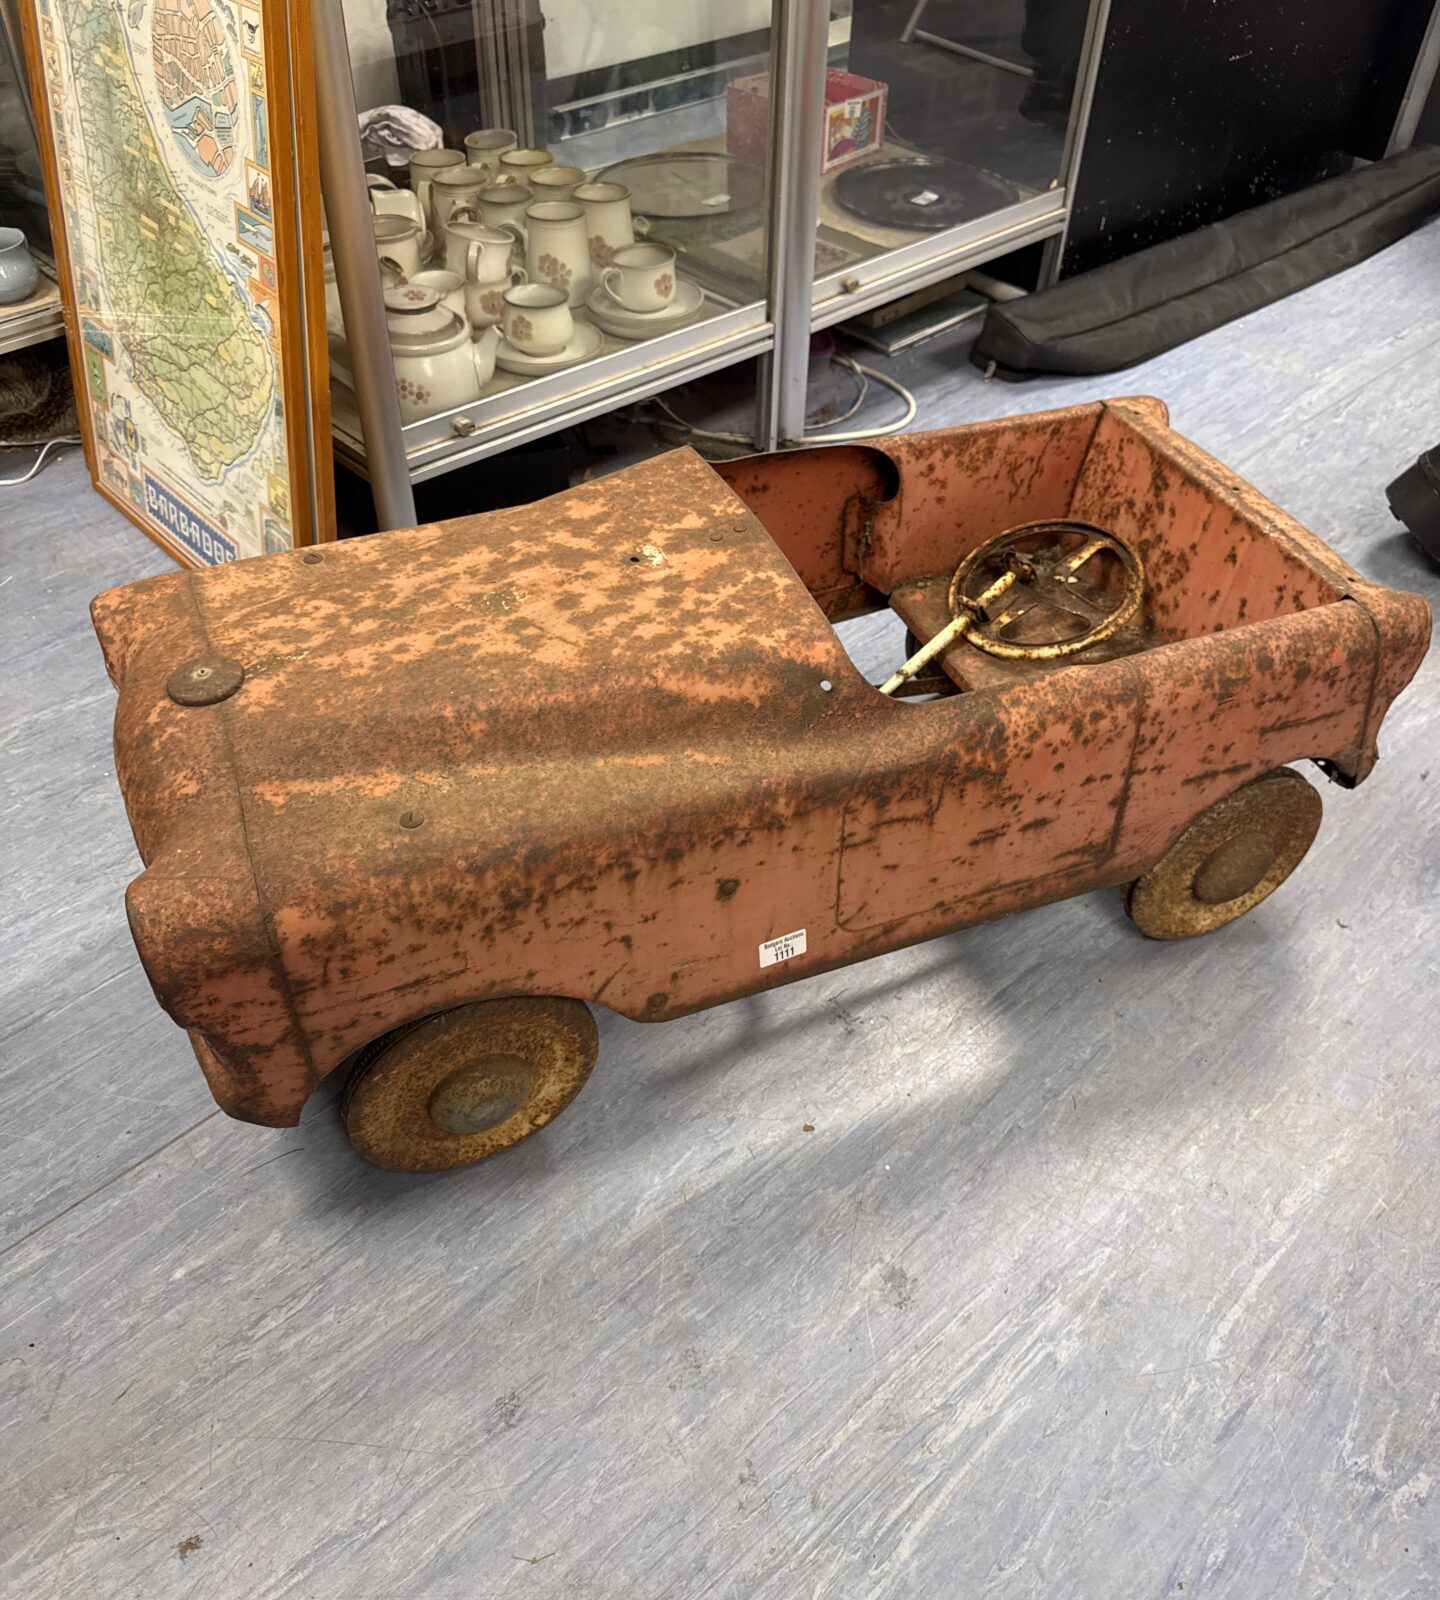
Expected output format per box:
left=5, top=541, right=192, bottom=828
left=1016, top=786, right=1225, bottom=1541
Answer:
left=809, top=0, right=1088, bottom=316
left=334, top=0, right=781, bottom=473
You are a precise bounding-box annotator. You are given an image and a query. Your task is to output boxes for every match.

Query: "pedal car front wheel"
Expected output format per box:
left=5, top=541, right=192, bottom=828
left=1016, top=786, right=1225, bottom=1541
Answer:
left=1123, top=767, right=1323, bottom=940
left=342, top=996, right=599, bottom=1172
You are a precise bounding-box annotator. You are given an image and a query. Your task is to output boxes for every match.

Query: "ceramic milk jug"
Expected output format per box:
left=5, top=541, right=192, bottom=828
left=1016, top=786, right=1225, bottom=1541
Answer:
left=368, top=176, right=428, bottom=234
left=373, top=213, right=429, bottom=281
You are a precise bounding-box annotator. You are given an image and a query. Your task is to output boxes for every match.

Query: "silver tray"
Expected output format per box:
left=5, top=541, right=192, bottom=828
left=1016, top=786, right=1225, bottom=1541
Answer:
left=594, top=152, right=765, bottom=218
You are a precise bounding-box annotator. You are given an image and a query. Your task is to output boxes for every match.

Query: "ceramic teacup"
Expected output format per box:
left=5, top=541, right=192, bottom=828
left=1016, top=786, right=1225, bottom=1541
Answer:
left=496, top=147, right=554, bottom=185
left=528, top=164, right=586, bottom=203
left=464, top=128, right=517, bottom=174
left=600, top=242, right=676, bottom=313
left=502, top=283, right=572, bottom=357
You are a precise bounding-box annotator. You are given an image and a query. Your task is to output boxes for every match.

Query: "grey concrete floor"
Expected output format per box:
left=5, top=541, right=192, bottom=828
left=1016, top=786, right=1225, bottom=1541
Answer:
left=3, top=221, right=1439, bottom=1600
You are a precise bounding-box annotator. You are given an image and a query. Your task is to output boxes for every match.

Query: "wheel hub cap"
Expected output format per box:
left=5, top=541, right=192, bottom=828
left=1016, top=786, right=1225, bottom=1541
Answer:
left=428, top=1053, right=536, bottom=1134
left=1192, top=831, right=1276, bottom=904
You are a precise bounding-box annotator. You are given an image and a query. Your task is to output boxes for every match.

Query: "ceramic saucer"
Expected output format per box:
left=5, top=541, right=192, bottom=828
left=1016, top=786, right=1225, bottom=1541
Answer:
left=494, top=319, right=604, bottom=375
left=585, top=278, right=704, bottom=340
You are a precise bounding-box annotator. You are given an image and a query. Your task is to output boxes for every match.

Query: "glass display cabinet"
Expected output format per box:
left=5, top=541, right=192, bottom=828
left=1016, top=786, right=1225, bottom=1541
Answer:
left=318, top=0, right=1108, bottom=523
left=0, top=0, right=64, bottom=353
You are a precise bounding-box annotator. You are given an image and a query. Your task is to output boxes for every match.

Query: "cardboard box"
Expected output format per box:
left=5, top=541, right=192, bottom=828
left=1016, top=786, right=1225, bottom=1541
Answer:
left=727, top=68, right=888, bottom=176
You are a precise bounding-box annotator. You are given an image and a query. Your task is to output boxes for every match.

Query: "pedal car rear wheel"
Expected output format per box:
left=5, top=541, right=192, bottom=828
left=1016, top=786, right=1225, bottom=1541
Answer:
left=343, top=996, right=599, bottom=1172
left=1123, top=767, right=1322, bottom=940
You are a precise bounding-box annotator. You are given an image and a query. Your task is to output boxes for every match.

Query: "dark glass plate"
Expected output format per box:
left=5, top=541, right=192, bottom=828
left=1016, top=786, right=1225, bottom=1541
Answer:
left=832, top=158, right=1025, bottom=232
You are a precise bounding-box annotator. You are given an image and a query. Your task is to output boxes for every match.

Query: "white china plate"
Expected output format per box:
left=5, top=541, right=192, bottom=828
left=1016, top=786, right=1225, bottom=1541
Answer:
left=494, top=319, right=604, bottom=374
left=585, top=278, right=704, bottom=340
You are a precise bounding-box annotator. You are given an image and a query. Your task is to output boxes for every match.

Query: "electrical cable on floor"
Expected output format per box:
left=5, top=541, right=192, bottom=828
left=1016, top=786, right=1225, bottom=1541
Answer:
left=0, top=436, right=83, bottom=486
left=805, top=356, right=870, bottom=431
left=649, top=355, right=918, bottom=447
left=647, top=396, right=757, bottom=446
left=812, top=357, right=918, bottom=441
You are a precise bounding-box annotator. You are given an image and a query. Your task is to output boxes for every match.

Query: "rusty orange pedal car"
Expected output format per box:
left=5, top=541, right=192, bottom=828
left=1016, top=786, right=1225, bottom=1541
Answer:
left=93, top=398, right=1429, bottom=1173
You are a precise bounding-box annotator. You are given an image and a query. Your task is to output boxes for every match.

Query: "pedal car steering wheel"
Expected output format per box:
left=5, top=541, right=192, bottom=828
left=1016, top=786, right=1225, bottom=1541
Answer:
left=946, top=520, right=1145, bottom=661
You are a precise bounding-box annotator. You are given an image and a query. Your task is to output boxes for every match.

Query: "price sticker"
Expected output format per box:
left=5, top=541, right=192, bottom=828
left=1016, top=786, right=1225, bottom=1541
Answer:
left=759, top=929, right=808, bottom=968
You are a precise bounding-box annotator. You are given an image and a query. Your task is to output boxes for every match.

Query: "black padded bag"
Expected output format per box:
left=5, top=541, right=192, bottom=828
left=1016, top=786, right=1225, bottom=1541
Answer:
left=1388, top=444, right=1440, bottom=565
left=972, top=144, right=1440, bottom=379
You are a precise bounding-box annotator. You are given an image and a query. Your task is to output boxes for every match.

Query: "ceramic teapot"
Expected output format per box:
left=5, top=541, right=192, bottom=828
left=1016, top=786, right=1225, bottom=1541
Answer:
left=385, top=285, right=500, bottom=423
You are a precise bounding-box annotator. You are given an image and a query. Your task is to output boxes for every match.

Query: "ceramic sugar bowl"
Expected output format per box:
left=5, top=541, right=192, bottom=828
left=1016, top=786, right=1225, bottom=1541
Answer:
left=385, top=285, right=500, bottom=422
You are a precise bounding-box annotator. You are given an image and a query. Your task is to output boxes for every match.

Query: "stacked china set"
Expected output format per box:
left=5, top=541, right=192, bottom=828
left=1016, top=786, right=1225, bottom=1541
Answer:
left=351, top=132, right=706, bottom=425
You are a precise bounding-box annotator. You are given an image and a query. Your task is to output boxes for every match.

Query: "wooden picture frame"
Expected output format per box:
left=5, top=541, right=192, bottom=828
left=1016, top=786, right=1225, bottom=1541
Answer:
left=20, top=0, right=332, bottom=564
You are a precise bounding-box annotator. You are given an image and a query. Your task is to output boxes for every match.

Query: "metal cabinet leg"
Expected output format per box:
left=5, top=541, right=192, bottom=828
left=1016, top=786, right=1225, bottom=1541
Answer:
left=755, top=0, right=830, bottom=450
left=312, top=0, right=417, bottom=530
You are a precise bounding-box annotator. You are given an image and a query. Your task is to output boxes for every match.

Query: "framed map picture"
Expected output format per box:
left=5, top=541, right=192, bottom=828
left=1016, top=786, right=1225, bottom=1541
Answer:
left=20, top=0, right=332, bottom=563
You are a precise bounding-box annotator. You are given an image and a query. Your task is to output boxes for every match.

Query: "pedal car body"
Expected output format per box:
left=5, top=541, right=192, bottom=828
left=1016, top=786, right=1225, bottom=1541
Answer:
left=93, top=397, right=1429, bottom=1170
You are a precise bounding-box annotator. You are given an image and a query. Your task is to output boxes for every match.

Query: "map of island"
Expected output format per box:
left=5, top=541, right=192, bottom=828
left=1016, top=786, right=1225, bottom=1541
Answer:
left=152, top=0, right=237, bottom=176
left=56, top=0, right=273, bottom=482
